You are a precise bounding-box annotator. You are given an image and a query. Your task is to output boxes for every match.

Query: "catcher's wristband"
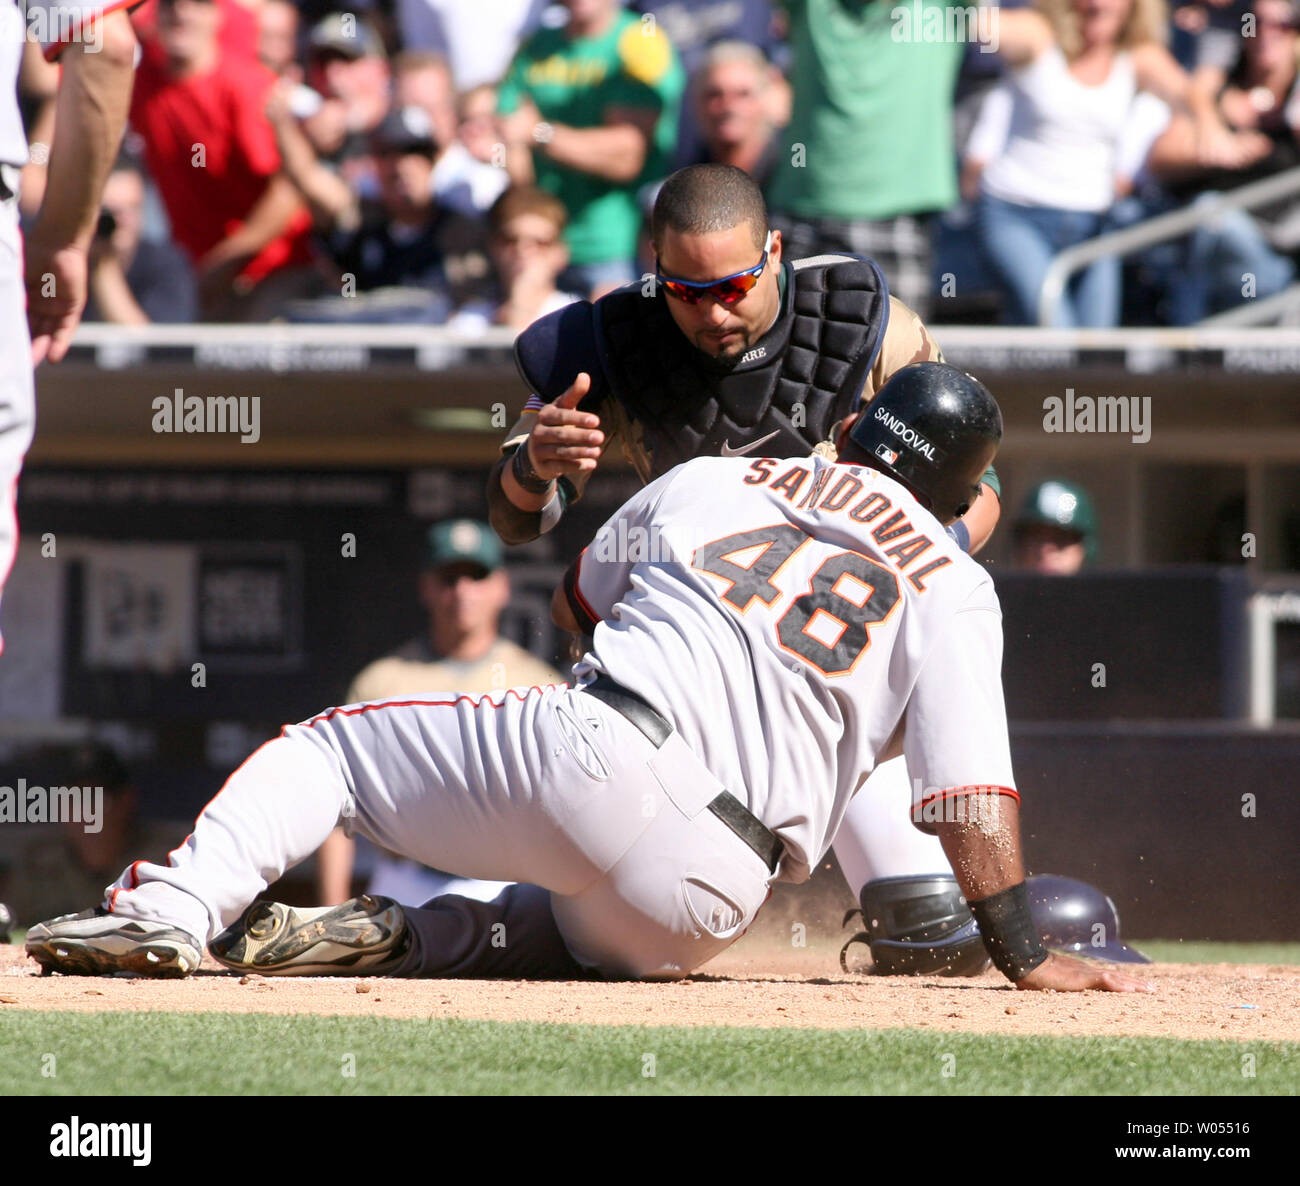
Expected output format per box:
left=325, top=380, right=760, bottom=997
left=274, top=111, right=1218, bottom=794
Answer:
left=511, top=442, right=554, bottom=495
left=969, top=882, right=1049, bottom=982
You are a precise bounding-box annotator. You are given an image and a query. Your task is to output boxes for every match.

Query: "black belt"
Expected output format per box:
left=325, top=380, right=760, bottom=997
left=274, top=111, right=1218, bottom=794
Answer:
left=581, top=674, right=783, bottom=874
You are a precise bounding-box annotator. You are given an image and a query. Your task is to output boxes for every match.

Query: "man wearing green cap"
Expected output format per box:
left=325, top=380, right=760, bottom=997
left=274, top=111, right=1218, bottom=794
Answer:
left=316, top=519, right=561, bottom=907
left=1012, top=480, right=1098, bottom=576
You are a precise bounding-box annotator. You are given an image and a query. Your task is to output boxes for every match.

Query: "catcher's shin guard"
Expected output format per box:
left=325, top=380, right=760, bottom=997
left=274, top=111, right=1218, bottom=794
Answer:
left=841, top=875, right=990, bottom=976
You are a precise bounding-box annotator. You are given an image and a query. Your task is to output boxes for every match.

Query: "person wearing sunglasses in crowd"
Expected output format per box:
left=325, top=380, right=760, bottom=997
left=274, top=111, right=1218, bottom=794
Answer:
left=474, top=162, right=1010, bottom=984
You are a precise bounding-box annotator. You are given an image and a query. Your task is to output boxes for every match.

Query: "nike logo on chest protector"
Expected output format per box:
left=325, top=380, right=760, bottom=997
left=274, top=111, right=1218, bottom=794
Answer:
left=720, top=430, right=781, bottom=458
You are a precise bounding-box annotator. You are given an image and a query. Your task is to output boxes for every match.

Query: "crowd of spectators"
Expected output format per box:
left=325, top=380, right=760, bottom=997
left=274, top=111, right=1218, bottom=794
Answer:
left=17, top=0, right=1300, bottom=328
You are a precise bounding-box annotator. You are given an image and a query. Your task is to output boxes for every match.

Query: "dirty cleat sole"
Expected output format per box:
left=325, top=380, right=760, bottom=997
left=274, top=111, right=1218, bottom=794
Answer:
left=26, top=909, right=202, bottom=978
left=208, top=895, right=409, bottom=976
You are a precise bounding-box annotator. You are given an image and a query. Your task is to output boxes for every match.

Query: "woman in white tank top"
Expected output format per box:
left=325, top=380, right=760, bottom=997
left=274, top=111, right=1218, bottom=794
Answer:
left=974, top=0, right=1236, bottom=326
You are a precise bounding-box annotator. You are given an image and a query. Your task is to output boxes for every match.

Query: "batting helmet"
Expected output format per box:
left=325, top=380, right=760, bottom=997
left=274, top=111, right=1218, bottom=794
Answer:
left=1027, top=874, right=1149, bottom=964
left=847, top=362, right=1002, bottom=524
left=1014, top=480, right=1099, bottom=564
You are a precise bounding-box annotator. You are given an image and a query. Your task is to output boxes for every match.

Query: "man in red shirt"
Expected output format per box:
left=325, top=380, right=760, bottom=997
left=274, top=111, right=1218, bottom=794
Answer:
left=130, top=0, right=319, bottom=319
left=129, top=0, right=260, bottom=62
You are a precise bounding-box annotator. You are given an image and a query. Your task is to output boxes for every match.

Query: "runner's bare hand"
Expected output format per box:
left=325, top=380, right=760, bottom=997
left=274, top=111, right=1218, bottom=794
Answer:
left=1015, top=951, right=1155, bottom=993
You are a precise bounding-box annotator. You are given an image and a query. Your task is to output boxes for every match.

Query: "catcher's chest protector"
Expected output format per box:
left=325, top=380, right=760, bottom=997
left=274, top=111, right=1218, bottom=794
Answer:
left=594, top=256, right=889, bottom=477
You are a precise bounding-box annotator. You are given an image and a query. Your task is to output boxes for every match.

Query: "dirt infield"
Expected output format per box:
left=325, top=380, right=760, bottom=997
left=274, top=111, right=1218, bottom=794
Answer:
left=4, top=931, right=1298, bottom=1042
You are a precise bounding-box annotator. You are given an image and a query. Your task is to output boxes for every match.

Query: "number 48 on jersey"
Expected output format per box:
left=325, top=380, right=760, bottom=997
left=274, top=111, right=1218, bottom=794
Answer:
left=692, top=526, right=902, bottom=678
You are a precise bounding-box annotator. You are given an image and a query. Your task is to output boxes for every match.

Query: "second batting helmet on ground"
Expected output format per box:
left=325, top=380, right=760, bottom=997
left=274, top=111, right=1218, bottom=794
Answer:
left=848, top=362, right=1002, bottom=524
left=1027, top=874, right=1149, bottom=963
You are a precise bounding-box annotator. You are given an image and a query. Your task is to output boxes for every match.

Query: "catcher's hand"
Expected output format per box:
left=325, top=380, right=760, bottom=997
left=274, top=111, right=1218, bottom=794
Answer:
left=526, top=373, right=605, bottom=480
left=1015, top=951, right=1155, bottom=993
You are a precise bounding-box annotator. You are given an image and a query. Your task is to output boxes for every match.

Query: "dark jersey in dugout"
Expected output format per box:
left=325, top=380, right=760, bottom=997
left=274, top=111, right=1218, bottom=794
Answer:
left=513, top=254, right=891, bottom=484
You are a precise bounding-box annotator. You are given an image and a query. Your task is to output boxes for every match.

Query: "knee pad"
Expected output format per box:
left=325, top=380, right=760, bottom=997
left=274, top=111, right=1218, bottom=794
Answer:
left=841, top=875, right=990, bottom=977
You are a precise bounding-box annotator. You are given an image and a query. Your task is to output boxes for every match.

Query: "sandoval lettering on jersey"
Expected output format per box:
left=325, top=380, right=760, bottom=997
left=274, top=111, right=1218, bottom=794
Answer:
left=741, top=458, right=953, bottom=591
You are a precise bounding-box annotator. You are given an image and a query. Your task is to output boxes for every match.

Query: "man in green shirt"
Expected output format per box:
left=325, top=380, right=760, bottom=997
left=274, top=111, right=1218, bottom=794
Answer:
left=497, top=0, right=685, bottom=298
left=767, top=0, right=967, bottom=317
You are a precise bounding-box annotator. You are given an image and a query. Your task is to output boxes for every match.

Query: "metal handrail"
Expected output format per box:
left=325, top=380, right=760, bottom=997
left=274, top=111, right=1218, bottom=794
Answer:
left=1198, top=281, right=1300, bottom=326
left=1036, top=165, right=1300, bottom=326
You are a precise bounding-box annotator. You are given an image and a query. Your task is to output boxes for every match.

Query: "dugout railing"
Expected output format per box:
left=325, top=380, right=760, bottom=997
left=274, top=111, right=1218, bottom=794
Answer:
left=1035, top=165, right=1300, bottom=327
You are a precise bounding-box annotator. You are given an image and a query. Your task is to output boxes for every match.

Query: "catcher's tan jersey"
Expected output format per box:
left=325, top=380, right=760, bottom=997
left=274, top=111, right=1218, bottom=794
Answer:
left=569, top=453, right=1016, bottom=884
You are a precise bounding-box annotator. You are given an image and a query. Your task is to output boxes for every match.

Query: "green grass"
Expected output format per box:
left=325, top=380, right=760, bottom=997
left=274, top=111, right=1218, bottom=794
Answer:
left=1131, top=941, right=1300, bottom=965
left=1, top=1014, right=1296, bottom=1096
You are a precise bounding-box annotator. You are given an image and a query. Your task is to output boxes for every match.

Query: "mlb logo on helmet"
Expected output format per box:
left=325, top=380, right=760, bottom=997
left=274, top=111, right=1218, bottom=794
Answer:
left=875, top=443, right=899, bottom=465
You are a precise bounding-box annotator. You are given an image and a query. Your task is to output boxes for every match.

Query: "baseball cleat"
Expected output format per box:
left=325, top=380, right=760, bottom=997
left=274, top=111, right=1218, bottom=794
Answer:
left=25, top=908, right=202, bottom=978
left=208, top=895, right=410, bottom=976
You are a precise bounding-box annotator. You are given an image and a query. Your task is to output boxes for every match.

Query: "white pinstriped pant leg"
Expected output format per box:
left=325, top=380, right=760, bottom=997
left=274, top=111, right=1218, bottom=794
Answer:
left=831, top=755, right=954, bottom=901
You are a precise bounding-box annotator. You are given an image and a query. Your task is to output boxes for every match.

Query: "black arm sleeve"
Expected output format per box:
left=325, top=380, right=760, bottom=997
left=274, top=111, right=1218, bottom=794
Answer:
left=486, top=452, right=545, bottom=546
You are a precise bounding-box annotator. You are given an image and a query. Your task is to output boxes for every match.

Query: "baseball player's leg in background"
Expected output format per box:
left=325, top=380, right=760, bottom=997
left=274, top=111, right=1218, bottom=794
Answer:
left=0, top=193, right=35, bottom=655
left=99, top=687, right=775, bottom=979
left=365, top=857, right=513, bottom=910
left=363, top=862, right=555, bottom=978
left=832, top=756, right=950, bottom=888
left=831, top=755, right=990, bottom=975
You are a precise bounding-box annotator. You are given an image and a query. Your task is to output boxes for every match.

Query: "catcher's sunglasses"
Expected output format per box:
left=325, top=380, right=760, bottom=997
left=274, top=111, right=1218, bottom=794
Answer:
left=656, top=230, right=773, bottom=305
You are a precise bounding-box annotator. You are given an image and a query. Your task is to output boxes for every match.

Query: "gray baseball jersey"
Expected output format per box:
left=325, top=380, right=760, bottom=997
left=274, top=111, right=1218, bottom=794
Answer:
left=0, top=0, right=51, bottom=649
left=568, top=453, right=1017, bottom=884
left=0, top=185, right=32, bottom=656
